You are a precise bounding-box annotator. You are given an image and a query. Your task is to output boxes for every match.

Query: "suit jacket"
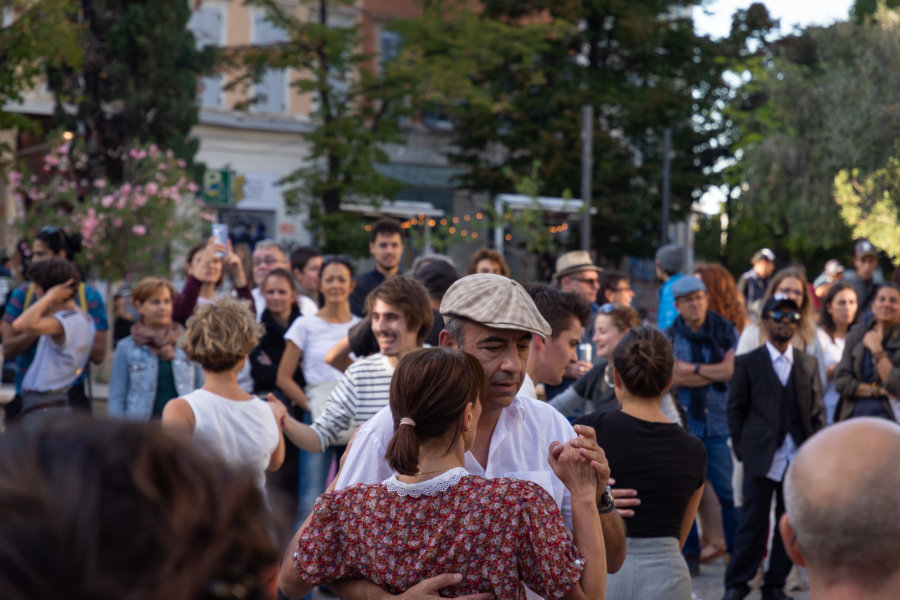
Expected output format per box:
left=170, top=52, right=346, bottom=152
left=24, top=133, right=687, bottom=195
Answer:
left=728, top=345, right=825, bottom=478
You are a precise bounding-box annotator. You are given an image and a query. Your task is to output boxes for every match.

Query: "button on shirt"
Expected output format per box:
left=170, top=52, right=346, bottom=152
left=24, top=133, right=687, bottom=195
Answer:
left=765, top=341, right=797, bottom=482
left=334, top=393, right=577, bottom=530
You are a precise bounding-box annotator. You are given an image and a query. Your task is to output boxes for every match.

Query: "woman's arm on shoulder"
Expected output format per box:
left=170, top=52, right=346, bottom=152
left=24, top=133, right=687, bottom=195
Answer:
left=161, top=397, right=196, bottom=432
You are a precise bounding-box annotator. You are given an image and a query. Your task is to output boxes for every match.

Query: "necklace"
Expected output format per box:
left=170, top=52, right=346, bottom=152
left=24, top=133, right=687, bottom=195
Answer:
left=414, top=466, right=457, bottom=476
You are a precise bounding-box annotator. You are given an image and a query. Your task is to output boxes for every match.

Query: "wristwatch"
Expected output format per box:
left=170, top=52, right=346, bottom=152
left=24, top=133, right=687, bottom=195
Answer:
left=598, top=484, right=615, bottom=514
left=694, top=363, right=702, bottom=375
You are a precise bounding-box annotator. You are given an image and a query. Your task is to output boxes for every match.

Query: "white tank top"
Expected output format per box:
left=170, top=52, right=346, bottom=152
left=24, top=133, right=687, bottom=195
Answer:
left=181, top=389, right=279, bottom=491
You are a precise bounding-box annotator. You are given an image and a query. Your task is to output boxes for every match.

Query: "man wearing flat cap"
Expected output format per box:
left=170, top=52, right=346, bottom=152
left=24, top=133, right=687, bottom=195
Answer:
left=331, top=274, right=626, bottom=598
left=723, top=295, right=824, bottom=600
left=664, top=275, right=739, bottom=575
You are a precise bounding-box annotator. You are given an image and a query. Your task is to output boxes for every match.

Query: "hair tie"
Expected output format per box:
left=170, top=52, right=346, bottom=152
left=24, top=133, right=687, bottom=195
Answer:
left=399, top=417, right=416, bottom=427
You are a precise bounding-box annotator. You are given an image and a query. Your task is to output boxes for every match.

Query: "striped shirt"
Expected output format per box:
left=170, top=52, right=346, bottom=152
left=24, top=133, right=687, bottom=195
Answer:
left=312, top=353, right=395, bottom=450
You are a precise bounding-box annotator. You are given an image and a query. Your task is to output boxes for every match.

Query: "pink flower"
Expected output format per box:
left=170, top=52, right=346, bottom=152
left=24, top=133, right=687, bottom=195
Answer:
left=186, top=182, right=199, bottom=193
left=116, top=197, right=127, bottom=209
left=44, top=154, right=59, bottom=166
left=176, top=159, right=186, bottom=168
left=145, top=183, right=158, bottom=195
left=112, top=217, right=123, bottom=228
left=101, top=195, right=114, bottom=208
left=132, top=224, right=147, bottom=235
left=93, top=179, right=106, bottom=189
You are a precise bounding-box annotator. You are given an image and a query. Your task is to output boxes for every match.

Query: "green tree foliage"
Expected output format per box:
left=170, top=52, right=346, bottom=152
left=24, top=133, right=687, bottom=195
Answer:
left=226, top=0, right=417, bottom=251
left=47, top=0, right=215, bottom=183
left=834, top=160, right=900, bottom=264
left=714, top=5, right=900, bottom=270
left=395, top=0, right=736, bottom=258
left=852, top=0, right=900, bottom=23
left=0, top=0, right=81, bottom=150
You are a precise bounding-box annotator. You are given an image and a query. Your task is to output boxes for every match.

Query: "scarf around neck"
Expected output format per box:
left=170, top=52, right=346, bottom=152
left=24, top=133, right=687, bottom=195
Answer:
left=673, top=310, right=735, bottom=420
left=130, top=320, right=184, bottom=361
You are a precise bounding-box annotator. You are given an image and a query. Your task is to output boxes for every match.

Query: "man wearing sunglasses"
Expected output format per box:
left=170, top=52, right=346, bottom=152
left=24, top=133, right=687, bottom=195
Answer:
left=723, top=295, right=825, bottom=600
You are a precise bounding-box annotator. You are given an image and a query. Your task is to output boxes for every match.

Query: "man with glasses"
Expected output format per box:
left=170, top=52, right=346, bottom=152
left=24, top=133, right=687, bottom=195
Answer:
left=249, top=240, right=292, bottom=321
left=665, top=275, right=739, bottom=576
left=723, top=295, right=825, bottom=600
left=549, top=251, right=603, bottom=397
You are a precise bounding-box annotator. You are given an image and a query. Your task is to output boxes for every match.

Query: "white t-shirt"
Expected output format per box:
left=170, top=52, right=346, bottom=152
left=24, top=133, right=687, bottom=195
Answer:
left=335, top=392, right=578, bottom=530
left=181, top=389, right=279, bottom=491
left=816, top=327, right=846, bottom=425
left=283, top=314, right=360, bottom=384
left=22, top=308, right=95, bottom=392
left=252, top=287, right=318, bottom=321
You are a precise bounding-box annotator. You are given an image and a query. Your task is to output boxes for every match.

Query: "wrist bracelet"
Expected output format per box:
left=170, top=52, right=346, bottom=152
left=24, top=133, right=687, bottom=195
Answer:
left=874, top=350, right=887, bottom=361
left=694, top=363, right=701, bottom=375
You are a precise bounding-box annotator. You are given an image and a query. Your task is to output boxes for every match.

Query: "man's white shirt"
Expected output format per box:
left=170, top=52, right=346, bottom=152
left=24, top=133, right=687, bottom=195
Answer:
left=335, top=392, right=577, bottom=530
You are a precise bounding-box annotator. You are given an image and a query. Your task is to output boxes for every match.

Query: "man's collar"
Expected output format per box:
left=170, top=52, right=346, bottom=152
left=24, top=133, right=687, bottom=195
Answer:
left=765, top=340, right=794, bottom=364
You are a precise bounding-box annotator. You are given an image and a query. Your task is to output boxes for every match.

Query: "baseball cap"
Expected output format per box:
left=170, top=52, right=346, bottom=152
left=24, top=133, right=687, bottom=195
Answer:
left=752, top=248, right=776, bottom=263
left=763, top=294, right=801, bottom=316
left=441, top=274, right=551, bottom=339
left=855, top=240, right=878, bottom=259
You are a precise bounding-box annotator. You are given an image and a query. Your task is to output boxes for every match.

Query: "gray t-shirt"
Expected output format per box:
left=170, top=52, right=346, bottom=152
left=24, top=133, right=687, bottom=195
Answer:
left=22, top=308, right=95, bottom=392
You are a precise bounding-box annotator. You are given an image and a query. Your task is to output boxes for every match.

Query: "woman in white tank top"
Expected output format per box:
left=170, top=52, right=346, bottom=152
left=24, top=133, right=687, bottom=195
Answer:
left=162, top=298, right=285, bottom=492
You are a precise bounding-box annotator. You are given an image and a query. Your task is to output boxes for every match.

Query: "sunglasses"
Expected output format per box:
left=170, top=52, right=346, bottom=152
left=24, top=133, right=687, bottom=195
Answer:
left=766, top=311, right=801, bottom=323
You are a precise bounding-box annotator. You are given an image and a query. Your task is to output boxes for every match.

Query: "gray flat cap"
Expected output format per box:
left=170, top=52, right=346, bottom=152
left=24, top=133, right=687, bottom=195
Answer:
left=441, top=273, right=552, bottom=339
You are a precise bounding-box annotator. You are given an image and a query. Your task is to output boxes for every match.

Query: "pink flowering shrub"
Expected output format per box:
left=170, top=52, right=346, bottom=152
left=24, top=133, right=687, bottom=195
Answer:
left=9, top=140, right=214, bottom=280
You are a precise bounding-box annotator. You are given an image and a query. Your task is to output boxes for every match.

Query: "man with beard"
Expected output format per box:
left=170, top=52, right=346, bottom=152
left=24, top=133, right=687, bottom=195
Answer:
left=349, top=218, right=404, bottom=317
left=314, top=274, right=626, bottom=600
left=278, top=276, right=431, bottom=460
left=722, top=295, right=825, bottom=600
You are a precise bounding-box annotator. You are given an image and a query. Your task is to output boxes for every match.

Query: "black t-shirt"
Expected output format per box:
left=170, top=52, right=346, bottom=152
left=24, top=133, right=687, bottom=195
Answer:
left=574, top=410, right=707, bottom=539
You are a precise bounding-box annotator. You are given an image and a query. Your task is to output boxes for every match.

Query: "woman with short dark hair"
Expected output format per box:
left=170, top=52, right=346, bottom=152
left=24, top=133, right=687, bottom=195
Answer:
left=575, top=327, right=706, bottom=600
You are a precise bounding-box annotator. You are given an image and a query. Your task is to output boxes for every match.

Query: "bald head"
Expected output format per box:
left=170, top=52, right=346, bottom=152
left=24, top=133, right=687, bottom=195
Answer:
left=784, top=418, right=900, bottom=587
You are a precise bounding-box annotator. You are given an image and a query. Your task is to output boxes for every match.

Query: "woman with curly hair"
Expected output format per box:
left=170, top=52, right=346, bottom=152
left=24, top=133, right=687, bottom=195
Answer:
left=162, top=297, right=285, bottom=493
left=694, top=263, right=748, bottom=333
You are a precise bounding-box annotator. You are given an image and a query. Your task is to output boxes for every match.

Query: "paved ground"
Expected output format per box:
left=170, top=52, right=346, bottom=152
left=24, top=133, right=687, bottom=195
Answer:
left=690, top=555, right=810, bottom=600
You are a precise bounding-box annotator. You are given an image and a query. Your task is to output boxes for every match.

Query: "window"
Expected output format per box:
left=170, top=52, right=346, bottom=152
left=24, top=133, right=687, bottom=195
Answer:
left=252, top=10, right=288, bottom=113
left=188, top=5, right=224, bottom=108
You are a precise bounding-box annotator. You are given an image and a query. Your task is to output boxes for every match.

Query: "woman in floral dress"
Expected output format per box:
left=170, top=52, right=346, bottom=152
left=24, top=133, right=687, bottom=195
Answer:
left=278, top=347, right=606, bottom=600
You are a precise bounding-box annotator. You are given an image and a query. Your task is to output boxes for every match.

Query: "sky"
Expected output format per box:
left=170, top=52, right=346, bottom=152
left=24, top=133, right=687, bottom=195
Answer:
left=693, top=0, right=854, bottom=38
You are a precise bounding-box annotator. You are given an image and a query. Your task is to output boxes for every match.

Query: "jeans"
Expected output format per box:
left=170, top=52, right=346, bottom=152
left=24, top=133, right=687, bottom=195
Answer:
left=296, top=411, right=335, bottom=527
left=683, top=433, right=739, bottom=556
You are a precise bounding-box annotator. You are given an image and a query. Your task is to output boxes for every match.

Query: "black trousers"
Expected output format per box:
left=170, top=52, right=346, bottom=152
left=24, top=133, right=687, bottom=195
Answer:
left=724, top=473, right=793, bottom=592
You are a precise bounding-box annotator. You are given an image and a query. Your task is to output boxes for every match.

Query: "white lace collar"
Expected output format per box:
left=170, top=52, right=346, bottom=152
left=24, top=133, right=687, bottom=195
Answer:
left=382, top=467, right=469, bottom=497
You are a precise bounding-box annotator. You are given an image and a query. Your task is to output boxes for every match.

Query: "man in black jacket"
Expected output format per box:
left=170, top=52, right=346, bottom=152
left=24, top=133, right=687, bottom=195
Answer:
left=723, top=295, right=825, bottom=600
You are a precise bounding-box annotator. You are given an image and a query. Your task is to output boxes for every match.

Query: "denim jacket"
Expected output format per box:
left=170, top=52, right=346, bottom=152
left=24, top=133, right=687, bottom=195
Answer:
left=108, top=336, right=203, bottom=421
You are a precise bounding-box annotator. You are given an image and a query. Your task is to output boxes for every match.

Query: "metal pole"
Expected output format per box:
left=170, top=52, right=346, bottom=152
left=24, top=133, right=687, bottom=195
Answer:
left=580, top=105, right=593, bottom=252
left=661, top=127, right=671, bottom=244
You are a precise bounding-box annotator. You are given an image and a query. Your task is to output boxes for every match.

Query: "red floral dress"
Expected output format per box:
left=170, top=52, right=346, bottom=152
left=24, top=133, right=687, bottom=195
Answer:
left=293, top=468, right=584, bottom=600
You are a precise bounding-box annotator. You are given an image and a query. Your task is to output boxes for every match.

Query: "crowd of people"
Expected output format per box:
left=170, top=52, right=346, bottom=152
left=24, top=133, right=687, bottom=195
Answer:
left=1, top=219, right=899, bottom=600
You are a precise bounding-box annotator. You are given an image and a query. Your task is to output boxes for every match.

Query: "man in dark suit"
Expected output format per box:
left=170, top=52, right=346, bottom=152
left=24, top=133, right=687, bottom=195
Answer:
left=722, top=295, right=826, bottom=600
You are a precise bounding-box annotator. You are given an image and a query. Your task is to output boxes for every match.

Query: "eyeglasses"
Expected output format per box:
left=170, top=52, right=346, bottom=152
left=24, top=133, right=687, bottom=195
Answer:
left=766, top=311, right=801, bottom=323
left=775, top=288, right=804, bottom=299
left=612, top=286, right=632, bottom=293
left=252, top=257, right=281, bottom=266
left=570, top=276, right=600, bottom=287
